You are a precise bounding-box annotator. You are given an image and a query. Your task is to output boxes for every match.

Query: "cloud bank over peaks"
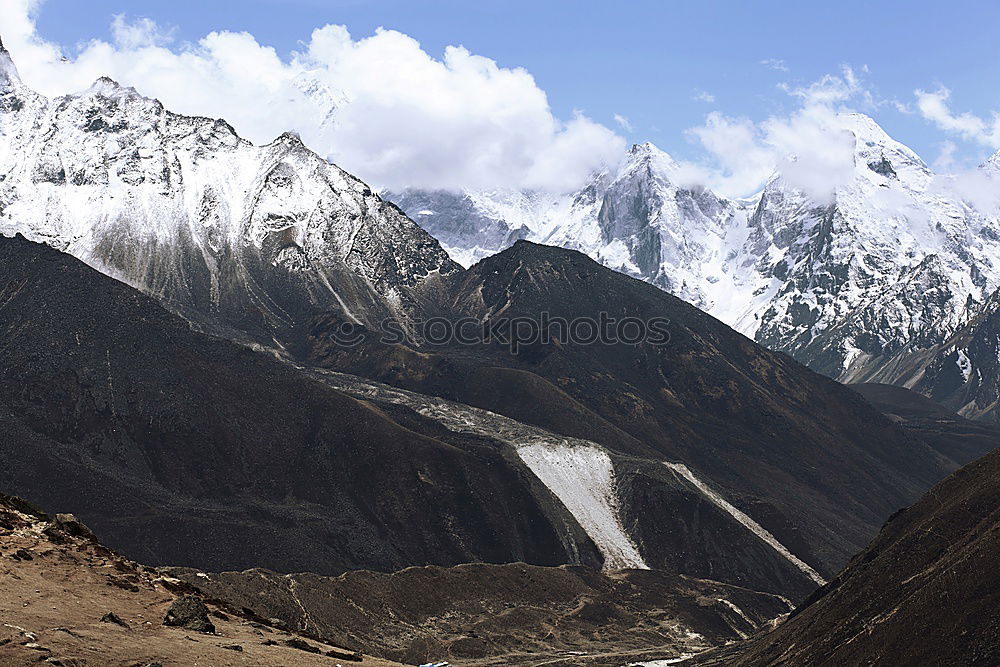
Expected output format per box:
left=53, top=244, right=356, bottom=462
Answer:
left=0, top=2, right=624, bottom=193
left=676, top=66, right=871, bottom=200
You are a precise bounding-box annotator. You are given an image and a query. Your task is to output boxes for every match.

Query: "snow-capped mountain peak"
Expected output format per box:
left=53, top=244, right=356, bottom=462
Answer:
left=0, top=35, right=23, bottom=91
left=0, top=43, right=458, bottom=347
left=624, top=141, right=679, bottom=170
left=981, top=150, right=1000, bottom=174
left=389, top=112, right=1000, bottom=382
left=838, top=112, right=930, bottom=185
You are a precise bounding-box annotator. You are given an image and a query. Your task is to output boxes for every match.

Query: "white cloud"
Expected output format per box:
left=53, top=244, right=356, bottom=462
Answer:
left=0, top=2, right=623, bottom=193
left=932, top=140, right=958, bottom=172
left=693, top=90, right=715, bottom=103
left=914, top=87, right=1000, bottom=148
left=110, top=14, right=175, bottom=49
left=613, top=113, right=633, bottom=132
left=760, top=58, right=788, bottom=72
left=680, top=66, right=871, bottom=199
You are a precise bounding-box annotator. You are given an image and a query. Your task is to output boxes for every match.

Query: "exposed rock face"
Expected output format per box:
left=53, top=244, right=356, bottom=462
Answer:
left=852, top=289, right=1000, bottom=422
left=0, top=39, right=458, bottom=350
left=163, top=596, right=215, bottom=633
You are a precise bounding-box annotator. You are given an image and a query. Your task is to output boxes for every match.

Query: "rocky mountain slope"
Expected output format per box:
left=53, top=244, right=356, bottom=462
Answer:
left=0, top=36, right=458, bottom=352
left=0, top=230, right=842, bottom=600
left=688, top=439, right=1000, bottom=666
left=0, top=493, right=392, bottom=667
left=167, top=563, right=791, bottom=667
left=0, top=233, right=586, bottom=576
left=389, top=118, right=1000, bottom=389
left=3, top=225, right=970, bottom=603
left=852, top=383, right=1000, bottom=462
left=851, top=289, right=1000, bottom=422
left=310, top=240, right=977, bottom=587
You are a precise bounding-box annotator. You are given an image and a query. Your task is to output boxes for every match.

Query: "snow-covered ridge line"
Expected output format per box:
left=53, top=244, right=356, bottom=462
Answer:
left=392, top=116, right=1000, bottom=383
left=0, top=44, right=459, bottom=346
left=295, top=365, right=646, bottom=570
left=664, top=463, right=826, bottom=586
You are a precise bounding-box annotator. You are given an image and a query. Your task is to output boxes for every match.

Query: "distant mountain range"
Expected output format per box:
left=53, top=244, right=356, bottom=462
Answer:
left=387, top=117, right=1000, bottom=421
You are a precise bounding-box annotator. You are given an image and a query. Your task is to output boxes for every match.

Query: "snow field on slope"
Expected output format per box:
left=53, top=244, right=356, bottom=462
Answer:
left=515, top=443, right=647, bottom=571
left=664, top=463, right=826, bottom=586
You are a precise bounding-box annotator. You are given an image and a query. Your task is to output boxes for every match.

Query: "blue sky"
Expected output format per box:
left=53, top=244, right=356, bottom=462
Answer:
left=9, top=0, right=1000, bottom=193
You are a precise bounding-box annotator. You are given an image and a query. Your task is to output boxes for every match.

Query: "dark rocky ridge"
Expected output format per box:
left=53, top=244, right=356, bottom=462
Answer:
left=311, top=240, right=963, bottom=579
left=0, top=232, right=839, bottom=600
left=852, top=383, right=1000, bottom=465
left=689, top=441, right=1000, bottom=666
left=0, top=233, right=590, bottom=575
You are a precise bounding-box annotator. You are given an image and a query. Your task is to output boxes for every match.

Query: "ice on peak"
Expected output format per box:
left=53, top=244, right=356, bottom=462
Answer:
left=836, top=112, right=892, bottom=140
left=0, top=35, right=23, bottom=90
left=624, top=141, right=679, bottom=173
left=834, top=112, right=928, bottom=172
left=981, top=150, right=1000, bottom=174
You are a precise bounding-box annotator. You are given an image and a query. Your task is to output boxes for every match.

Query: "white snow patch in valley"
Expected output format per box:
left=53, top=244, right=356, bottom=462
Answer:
left=664, top=463, right=826, bottom=586
left=516, top=443, right=647, bottom=571
left=956, top=348, right=972, bottom=382
left=627, top=655, right=698, bottom=666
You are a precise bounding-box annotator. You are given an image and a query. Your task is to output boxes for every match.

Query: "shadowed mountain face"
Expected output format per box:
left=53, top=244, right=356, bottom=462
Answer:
left=1, top=230, right=953, bottom=604
left=852, top=383, right=999, bottom=465
left=690, top=444, right=1000, bottom=667
left=0, top=234, right=590, bottom=575
left=310, top=240, right=957, bottom=580
left=0, top=232, right=834, bottom=600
